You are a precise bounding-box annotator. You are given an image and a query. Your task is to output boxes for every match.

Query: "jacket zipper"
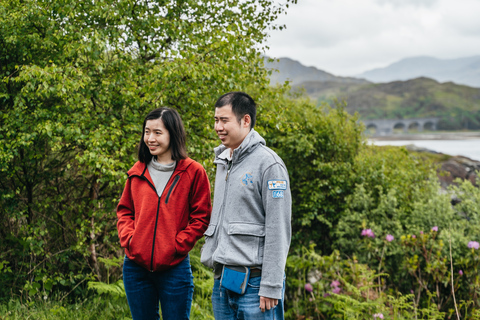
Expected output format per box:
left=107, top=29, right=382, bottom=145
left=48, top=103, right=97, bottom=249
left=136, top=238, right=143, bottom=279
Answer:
left=165, top=175, right=180, bottom=204
left=225, top=160, right=233, bottom=181
left=213, top=160, right=232, bottom=262
left=144, top=163, right=178, bottom=272
left=150, top=197, right=162, bottom=271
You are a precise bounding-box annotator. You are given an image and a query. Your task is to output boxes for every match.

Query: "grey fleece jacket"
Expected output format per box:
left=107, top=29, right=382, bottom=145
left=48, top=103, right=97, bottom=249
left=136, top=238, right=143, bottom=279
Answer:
left=200, top=129, right=292, bottom=299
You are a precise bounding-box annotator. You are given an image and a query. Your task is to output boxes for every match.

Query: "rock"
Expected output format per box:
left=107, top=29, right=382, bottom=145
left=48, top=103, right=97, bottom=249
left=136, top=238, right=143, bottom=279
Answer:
left=405, top=145, right=480, bottom=188
left=438, top=156, right=479, bottom=188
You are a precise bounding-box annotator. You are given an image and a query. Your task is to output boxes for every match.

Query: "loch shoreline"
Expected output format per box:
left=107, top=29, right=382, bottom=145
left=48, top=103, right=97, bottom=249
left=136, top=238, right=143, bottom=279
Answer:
left=368, top=131, right=480, bottom=141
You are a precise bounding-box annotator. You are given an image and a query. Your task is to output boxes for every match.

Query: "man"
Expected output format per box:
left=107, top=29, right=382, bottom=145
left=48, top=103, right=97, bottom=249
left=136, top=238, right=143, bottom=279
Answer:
left=201, top=91, right=292, bottom=319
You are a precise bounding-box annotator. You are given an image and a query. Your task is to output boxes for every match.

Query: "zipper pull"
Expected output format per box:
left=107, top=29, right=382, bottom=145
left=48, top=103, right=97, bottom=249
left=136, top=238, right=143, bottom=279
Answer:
left=225, top=160, right=232, bottom=181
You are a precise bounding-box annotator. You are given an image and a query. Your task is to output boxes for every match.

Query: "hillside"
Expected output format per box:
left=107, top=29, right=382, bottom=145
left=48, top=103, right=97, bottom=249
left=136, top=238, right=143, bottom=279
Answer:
left=358, top=56, right=480, bottom=88
left=264, top=56, right=480, bottom=130
left=264, top=57, right=369, bottom=86
left=298, top=77, right=480, bottom=130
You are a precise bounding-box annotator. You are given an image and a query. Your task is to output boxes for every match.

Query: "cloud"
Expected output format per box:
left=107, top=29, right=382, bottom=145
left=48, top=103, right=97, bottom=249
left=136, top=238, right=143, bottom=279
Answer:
left=375, top=0, right=439, bottom=8
left=266, top=0, right=480, bottom=76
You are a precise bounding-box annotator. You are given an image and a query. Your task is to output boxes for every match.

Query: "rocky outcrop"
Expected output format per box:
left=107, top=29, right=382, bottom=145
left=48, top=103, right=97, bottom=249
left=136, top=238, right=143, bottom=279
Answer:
left=404, top=144, right=479, bottom=188
left=438, top=156, right=479, bottom=188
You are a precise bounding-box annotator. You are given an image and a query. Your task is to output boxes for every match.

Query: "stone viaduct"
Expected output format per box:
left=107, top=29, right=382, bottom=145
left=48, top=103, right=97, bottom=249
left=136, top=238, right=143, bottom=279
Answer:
left=362, top=118, right=440, bottom=136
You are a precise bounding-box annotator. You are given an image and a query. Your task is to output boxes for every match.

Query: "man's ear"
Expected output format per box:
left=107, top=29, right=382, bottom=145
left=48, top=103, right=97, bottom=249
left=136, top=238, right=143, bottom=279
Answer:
left=242, top=114, right=251, bottom=128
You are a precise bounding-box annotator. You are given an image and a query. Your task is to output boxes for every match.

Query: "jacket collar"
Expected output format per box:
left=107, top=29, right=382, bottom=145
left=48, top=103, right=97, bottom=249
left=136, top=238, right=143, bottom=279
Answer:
left=214, top=129, right=266, bottom=165
left=128, top=157, right=194, bottom=178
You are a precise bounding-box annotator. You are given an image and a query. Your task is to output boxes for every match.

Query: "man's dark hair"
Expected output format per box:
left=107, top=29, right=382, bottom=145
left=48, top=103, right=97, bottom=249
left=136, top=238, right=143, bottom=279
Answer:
left=215, top=91, right=257, bottom=128
left=138, top=107, right=188, bottom=164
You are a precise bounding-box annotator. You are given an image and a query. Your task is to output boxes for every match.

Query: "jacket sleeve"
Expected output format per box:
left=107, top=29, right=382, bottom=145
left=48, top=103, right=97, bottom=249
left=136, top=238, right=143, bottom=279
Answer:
left=116, top=177, right=135, bottom=249
left=175, top=165, right=212, bottom=255
left=259, top=163, right=292, bottom=299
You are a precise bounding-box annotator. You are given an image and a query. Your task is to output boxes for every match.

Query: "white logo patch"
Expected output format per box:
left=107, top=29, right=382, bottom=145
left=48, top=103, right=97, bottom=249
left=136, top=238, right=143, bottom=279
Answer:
left=268, top=180, right=287, bottom=190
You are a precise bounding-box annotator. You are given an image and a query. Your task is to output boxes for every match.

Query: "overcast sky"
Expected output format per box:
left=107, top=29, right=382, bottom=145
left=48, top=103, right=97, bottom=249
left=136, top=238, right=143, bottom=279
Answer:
left=265, top=0, right=480, bottom=77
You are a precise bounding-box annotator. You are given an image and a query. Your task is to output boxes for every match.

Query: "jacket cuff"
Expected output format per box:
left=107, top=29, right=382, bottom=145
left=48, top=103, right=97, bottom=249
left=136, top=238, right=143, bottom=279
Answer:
left=258, top=283, right=284, bottom=300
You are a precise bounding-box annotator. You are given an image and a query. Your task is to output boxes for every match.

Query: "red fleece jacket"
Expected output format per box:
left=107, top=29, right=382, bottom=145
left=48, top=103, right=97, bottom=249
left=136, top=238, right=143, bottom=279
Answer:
left=117, top=158, right=211, bottom=271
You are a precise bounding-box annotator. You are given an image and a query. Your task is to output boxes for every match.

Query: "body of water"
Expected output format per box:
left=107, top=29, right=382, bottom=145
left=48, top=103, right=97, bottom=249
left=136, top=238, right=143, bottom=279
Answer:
left=369, top=139, right=480, bottom=161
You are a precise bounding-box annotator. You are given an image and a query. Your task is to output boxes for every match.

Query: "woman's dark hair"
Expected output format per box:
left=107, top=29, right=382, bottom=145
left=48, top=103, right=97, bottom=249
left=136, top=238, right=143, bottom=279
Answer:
left=138, top=107, right=188, bottom=164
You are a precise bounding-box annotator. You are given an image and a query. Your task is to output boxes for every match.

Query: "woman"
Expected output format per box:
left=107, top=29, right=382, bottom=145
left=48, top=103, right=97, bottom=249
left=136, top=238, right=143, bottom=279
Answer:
left=117, top=107, right=211, bottom=320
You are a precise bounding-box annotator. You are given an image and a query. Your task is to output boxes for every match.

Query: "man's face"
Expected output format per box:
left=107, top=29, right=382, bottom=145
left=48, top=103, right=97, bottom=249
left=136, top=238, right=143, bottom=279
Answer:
left=214, top=105, right=250, bottom=150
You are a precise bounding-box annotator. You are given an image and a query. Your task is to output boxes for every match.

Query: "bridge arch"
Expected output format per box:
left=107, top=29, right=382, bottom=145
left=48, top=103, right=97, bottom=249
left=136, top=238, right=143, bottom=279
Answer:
left=408, top=122, right=420, bottom=131
left=365, top=124, right=377, bottom=135
left=393, top=122, right=406, bottom=133
left=362, top=117, right=439, bottom=136
left=423, top=121, right=435, bottom=131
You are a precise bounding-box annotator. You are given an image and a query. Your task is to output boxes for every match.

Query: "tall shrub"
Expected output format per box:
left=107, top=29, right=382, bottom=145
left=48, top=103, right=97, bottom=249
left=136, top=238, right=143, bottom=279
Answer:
left=267, top=99, right=363, bottom=253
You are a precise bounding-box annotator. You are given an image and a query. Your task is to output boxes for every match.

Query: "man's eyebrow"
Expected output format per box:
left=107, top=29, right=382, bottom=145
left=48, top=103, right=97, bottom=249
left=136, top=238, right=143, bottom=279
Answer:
left=214, top=116, right=230, bottom=120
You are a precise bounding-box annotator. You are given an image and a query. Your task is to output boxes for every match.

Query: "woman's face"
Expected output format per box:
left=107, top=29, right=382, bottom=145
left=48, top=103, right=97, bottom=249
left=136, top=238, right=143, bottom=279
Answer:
left=144, top=118, right=172, bottom=164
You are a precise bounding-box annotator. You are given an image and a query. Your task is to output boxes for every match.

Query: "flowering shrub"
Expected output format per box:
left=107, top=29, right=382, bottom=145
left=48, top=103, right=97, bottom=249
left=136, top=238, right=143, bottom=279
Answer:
left=285, top=221, right=480, bottom=319
left=467, top=241, right=480, bottom=250
left=285, top=244, right=448, bottom=319
left=362, top=229, right=376, bottom=238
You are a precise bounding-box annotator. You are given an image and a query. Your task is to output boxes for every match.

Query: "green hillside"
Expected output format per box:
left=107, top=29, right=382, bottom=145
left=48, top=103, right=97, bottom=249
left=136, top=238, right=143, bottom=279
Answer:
left=294, top=77, right=480, bottom=130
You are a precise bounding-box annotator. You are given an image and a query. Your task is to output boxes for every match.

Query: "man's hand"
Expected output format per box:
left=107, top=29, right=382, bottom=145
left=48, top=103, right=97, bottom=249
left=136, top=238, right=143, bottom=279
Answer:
left=259, top=296, right=278, bottom=312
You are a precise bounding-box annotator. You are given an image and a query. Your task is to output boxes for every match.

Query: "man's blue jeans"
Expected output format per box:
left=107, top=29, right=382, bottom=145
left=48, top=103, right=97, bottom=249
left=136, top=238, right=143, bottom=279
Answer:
left=123, top=255, right=194, bottom=320
left=212, top=275, right=285, bottom=320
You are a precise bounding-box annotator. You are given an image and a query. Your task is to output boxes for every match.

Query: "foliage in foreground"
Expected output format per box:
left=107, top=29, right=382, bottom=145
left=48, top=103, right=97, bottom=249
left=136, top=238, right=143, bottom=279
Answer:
left=286, top=236, right=480, bottom=320
left=0, top=295, right=131, bottom=320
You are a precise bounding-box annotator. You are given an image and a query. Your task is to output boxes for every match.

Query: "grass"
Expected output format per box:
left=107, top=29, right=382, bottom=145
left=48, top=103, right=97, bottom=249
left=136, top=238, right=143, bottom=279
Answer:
left=0, top=295, right=132, bottom=320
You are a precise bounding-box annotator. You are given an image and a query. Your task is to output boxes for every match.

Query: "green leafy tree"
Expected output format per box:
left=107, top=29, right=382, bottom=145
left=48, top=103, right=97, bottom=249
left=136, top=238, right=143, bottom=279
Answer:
left=0, top=0, right=293, bottom=299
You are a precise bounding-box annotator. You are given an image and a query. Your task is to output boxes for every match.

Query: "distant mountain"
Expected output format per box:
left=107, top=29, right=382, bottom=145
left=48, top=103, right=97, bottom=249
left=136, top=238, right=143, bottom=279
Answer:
left=358, top=56, right=480, bottom=88
left=264, top=57, right=369, bottom=86
left=263, top=56, right=480, bottom=130
left=300, top=77, right=480, bottom=130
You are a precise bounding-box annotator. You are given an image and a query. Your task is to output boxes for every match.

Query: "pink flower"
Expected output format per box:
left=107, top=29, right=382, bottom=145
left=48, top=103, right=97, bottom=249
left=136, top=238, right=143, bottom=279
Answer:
left=304, top=283, right=313, bottom=293
left=373, top=313, right=384, bottom=319
left=432, top=226, right=438, bottom=232
left=459, top=270, right=463, bottom=276
left=468, top=241, right=480, bottom=249
left=386, top=234, right=394, bottom=242
left=330, top=280, right=340, bottom=288
left=420, top=231, right=424, bottom=235
left=412, top=235, right=416, bottom=239
left=323, top=293, right=331, bottom=297
left=331, top=287, right=341, bottom=294
left=361, top=229, right=375, bottom=238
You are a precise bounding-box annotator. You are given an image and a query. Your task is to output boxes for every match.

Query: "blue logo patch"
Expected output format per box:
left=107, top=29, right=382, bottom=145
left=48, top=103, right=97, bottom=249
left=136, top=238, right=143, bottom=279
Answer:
left=241, top=172, right=253, bottom=186
left=272, top=190, right=284, bottom=199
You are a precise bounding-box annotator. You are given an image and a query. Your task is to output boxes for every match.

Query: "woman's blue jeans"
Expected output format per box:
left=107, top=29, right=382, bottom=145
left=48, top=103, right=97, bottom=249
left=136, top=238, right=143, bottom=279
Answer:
left=123, top=255, right=194, bottom=320
left=212, top=275, right=285, bottom=320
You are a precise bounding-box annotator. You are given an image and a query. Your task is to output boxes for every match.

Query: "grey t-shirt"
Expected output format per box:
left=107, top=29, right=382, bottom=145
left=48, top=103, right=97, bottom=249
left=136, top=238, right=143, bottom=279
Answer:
left=147, top=158, right=176, bottom=196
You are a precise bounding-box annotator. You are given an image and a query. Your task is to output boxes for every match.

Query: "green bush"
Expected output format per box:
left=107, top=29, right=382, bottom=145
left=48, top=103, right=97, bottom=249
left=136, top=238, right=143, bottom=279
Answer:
left=267, top=99, right=363, bottom=252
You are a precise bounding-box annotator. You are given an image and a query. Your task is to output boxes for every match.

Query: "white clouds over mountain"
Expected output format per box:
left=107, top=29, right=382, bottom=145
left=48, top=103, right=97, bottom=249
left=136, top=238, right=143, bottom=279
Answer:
left=266, top=0, right=480, bottom=76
